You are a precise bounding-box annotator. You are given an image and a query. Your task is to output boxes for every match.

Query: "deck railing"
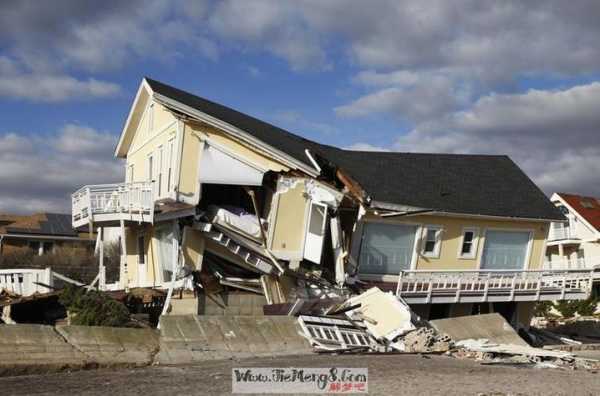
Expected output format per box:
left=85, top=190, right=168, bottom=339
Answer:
left=548, top=224, right=578, bottom=241
left=72, top=182, right=154, bottom=227
left=0, top=268, right=53, bottom=297
left=543, top=256, right=600, bottom=270
left=394, top=269, right=594, bottom=303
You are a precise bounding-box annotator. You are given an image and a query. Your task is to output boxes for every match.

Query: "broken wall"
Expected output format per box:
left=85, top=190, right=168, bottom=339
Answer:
left=268, top=178, right=310, bottom=261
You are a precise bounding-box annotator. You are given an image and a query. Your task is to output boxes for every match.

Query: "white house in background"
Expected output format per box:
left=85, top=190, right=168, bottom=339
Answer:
left=545, top=192, right=600, bottom=270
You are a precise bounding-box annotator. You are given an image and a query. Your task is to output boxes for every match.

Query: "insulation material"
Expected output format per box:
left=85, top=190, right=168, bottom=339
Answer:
left=199, top=143, right=264, bottom=186
left=344, top=287, right=415, bottom=341
left=305, top=180, right=343, bottom=207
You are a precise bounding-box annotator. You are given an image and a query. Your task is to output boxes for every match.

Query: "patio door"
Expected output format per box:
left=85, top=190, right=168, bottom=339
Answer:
left=481, top=230, right=531, bottom=270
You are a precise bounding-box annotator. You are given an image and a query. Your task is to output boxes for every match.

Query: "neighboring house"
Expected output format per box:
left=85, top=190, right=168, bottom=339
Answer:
left=0, top=213, right=92, bottom=256
left=545, top=193, right=600, bottom=270
left=71, top=77, right=593, bottom=327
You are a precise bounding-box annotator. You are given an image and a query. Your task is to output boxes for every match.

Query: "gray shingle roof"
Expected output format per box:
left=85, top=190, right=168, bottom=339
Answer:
left=5, top=213, right=78, bottom=237
left=145, top=77, right=564, bottom=221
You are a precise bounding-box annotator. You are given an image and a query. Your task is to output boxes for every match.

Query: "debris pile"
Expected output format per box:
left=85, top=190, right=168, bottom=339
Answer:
left=449, top=338, right=600, bottom=370
left=400, top=327, right=453, bottom=353
left=297, top=287, right=600, bottom=371
left=297, top=287, right=453, bottom=354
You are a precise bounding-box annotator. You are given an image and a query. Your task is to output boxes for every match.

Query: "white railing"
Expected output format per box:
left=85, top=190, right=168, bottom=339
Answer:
left=72, top=182, right=154, bottom=226
left=543, top=256, right=600, bottom=270
left=394, top=269, right=594, bottom=303
left=548, top=224, right=578, bottom=241
left=0, top=268, right=53, bottom=297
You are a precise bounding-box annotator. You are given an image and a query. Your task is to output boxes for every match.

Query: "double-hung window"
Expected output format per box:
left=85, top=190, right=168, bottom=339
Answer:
left=422, top=225, right=442, bottom=258
left=459, top=227, right=479, bottom=259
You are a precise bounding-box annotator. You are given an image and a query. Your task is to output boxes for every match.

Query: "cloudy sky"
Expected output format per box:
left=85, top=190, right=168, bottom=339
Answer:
left=1, top=0, right=600, bottom=213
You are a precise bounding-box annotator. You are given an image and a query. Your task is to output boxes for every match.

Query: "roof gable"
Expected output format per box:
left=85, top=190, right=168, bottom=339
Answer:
left=555, top=193, right=600, bottom=232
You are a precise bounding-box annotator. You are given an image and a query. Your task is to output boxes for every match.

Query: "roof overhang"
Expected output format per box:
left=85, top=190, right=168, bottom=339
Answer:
left=368, top=200, right=559, bottom=223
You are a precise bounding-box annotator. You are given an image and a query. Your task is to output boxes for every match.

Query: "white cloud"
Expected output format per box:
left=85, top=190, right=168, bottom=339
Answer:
left=0, top=56, right=120, bottom=102
left=390, top=82, right=600, bottom=196
left=0, top=125, right=123, bottom=214
left=345, top=143, right=390, bottom=152
left=209, top=0, right=328, bottom=70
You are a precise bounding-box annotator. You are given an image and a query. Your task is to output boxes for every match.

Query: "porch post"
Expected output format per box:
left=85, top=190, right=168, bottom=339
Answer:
left=98, top=227, right=105, bottom=290
left=120, top=219, right=128, bottom=290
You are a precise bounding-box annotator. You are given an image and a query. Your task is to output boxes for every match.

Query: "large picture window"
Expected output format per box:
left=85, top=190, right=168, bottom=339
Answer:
left=481, top=230, right=531, bottom=270
left=358, top=222, right=417, bottom=275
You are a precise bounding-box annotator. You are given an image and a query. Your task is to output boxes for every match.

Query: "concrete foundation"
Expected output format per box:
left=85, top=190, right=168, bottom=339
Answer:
left=430, top=313, right=528, bottom=346
left=198, top=291, right=267, bottom=316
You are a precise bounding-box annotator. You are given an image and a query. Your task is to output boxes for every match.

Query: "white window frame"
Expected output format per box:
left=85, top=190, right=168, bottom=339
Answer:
left=421, top=225, right=442, bottom=258
left=457, top=227, right=479, bottom=259
left=477, top=228, right=534, bottom=270
left=167, top=137, right=175, bottom=196
left=146, top=153, right=154, bottom=182
left=127, top=164, right=134, bottom=183
left=148, top=102, right=154, bottom=135
left=157, top=145, right=164, bottom=197
left=353, top=218, right=422, bottom=282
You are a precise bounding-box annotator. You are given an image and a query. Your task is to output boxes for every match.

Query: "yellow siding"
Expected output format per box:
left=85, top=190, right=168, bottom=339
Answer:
left=360, top=214, right=548, bottom=271
left=177, top=123, right=201, bottom=201
left=126, top=101, right=178, bottom=194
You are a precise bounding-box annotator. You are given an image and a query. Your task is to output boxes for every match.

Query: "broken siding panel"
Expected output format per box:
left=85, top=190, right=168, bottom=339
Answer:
left=177, top=123, right=201, bottom=203
left=268, top=179, right=310, bottom=260
left=182, top=227, right=205, bottom=271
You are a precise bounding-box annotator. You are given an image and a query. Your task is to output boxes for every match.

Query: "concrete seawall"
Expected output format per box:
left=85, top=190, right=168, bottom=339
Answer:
left=0, top=315, right=311, bottom=376
left=156, top=315, right=312, bottom=365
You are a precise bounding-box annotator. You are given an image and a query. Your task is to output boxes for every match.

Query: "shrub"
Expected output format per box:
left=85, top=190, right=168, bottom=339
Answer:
left=554, top=296, right=599, bottom=318
left=533, top=301, right=555, bottom=318
left=59, top=285, right=130, bottom=327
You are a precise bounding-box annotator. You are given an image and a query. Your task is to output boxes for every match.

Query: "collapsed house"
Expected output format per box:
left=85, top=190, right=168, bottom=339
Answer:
left=70, top=77, right=598, bottom=328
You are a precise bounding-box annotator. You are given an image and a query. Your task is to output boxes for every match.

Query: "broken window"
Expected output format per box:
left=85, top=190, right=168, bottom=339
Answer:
left=358, top=222, right=417, bottom=275
left=422, top=226, right=442, bottom=258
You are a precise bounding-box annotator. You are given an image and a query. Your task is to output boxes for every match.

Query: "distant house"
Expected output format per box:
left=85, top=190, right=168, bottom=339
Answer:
left=0, top=213, right=92, bottom=256
left=545, top=193, right=600, bottom=270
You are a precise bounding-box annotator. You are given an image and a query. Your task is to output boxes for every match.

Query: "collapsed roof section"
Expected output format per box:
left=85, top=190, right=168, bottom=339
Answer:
left=121, top=77, right=563, bottom=222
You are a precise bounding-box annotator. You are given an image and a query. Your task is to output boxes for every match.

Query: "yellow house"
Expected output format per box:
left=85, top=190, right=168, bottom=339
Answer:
left=71, top=77, right=594, bottom=326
